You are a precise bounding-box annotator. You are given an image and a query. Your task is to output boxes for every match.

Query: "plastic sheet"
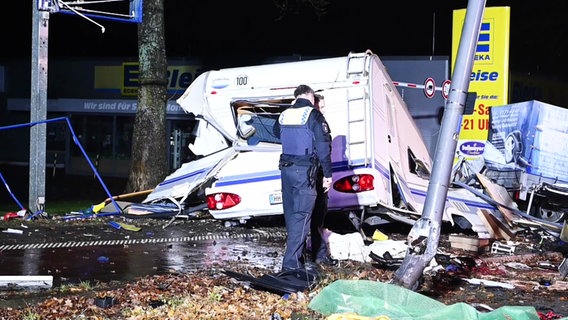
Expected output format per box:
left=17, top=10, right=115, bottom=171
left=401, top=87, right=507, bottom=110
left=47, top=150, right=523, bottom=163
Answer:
left=309, top=280, right=544, bottom=320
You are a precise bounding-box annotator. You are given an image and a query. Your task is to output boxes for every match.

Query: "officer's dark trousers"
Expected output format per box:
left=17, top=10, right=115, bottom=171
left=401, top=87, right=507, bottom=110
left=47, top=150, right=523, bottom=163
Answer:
left=281, top=163, right=317, bottom=271
left=311, top=169, right=328, bottom=261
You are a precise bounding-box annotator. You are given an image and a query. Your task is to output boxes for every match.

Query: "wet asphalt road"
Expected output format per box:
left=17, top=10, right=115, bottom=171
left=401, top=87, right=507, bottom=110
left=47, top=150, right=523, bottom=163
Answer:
left=0, top=237, right=286, bottom=286
left=0, top=217, right=288, bottom=288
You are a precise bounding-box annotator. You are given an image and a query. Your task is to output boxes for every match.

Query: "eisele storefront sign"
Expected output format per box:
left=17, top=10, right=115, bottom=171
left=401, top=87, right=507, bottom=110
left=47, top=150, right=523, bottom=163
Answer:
left=95, top=63, right=202, bottom=97
left=6, top=61, right=200, bottom=114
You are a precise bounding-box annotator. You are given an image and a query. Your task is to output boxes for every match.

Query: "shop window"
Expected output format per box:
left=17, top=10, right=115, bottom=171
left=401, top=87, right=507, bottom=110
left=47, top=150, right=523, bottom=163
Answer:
left=68, top=115, right=133, bottom=177
left=117, top=117, right=133, bottom=159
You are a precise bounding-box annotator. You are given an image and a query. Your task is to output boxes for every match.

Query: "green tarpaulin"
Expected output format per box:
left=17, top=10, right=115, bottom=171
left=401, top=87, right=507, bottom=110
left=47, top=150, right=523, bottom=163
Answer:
left=308, top=280, right=551, bottom=320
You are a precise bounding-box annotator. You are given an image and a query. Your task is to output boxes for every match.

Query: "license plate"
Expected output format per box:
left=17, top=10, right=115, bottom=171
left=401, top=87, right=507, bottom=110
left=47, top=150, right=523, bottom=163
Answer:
left=269, top=192, right=282, bottom=205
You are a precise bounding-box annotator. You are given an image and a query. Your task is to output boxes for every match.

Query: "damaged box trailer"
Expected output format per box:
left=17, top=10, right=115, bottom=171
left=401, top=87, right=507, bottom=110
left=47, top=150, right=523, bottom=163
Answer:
left=471, top=100, right=568, bottom=224
left=137, top=50, right=502, bottom=237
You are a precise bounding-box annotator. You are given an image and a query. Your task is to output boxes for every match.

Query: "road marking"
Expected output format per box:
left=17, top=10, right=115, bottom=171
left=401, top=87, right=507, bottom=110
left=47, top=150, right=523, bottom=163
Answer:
left=0, top=230, right=287, bottom=251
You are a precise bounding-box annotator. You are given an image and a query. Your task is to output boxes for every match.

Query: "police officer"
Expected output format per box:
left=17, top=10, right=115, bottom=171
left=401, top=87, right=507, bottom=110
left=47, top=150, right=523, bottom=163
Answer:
left=310, top=94, right=337, bottom=266
left=278, top=84, right=333, bottom=272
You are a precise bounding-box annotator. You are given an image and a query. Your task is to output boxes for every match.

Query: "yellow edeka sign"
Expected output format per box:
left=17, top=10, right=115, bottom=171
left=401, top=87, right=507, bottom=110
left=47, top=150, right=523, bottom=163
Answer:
left=94, top=63, right=201, bottom=96
left=452, top=7, right=510, bottom=158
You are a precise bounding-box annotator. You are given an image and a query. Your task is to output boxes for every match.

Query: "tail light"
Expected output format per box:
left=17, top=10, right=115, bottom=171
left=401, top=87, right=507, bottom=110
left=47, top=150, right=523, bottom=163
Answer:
left=333, top=174, right=374, bottom=193
left=207, top=193, right=241, bottom=210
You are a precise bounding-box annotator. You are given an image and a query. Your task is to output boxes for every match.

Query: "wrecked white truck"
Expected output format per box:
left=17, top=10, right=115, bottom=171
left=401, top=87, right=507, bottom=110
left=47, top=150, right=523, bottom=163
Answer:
left=131, top=50, right=522, bottom=238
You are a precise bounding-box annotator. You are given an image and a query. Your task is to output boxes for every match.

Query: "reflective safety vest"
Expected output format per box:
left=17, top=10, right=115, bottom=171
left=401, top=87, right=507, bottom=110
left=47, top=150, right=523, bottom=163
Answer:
left=279, top=106, right=314, bottom=156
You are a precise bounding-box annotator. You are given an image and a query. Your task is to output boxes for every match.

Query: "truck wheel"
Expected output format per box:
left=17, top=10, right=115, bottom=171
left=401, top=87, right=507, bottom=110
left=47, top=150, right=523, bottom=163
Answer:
left=534, top=204, right=566, bottom=224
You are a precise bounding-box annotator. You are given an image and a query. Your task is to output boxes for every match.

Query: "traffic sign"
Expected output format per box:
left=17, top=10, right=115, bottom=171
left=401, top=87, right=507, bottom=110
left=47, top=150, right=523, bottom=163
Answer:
left=424, top=77, right=435, bottom=98
left=442, top=80, right=451, bottom=99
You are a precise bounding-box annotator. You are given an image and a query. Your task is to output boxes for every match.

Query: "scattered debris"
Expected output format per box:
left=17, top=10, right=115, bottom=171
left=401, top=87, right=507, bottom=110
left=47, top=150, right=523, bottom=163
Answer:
left=372, top=229, right=389, bottom=241
left=491, top=241, right=516, bottom=254
left=108, top=221, right=141, bottom=231
left=116, top=222, right=141, bottom=231
left=504, top=262, right=531, bottom=270
left=2, top=212, right=20, bottom=222
left=1, top=228, right=23, bottom=235
left=94, top=296, right=117, bottom=309
left=448, top=234, right=489, bottom=252
left=224, top=268, right=320, bottom=296
left=463, top=278, right=515, bottom=289
left=0, top=275, right=53, bottom=289
left=109, top=221, right=122, bottom=230
left=97, top=256, right=110, bottom=264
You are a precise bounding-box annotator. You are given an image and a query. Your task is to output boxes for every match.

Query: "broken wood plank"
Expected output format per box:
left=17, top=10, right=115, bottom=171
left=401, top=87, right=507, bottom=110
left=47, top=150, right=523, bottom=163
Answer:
left=478, top=209, right=516, bottom=240
left=476, top=173, right=519, bottom=226
left=448, top=234, right=489, bottom=252
left=476, top=209, right=498, bottom=239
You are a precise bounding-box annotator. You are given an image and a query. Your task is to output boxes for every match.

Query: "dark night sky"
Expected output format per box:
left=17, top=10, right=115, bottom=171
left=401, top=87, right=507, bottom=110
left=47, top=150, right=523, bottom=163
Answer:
left=3, top=1, right=568, bottom=80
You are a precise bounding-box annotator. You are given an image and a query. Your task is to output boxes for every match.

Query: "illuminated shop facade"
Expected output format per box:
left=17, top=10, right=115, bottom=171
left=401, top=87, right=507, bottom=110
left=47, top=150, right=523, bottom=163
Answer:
left=1, top=58, right=201, bottom=177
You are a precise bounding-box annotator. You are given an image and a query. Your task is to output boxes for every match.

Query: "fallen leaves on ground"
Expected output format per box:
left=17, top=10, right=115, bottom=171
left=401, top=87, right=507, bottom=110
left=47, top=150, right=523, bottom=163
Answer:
left=0, top=260, right=391, bottom=320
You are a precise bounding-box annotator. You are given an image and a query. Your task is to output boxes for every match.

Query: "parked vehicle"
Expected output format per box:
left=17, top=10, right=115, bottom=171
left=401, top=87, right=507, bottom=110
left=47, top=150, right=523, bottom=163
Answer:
left=140, top=50, right=500, bottom=237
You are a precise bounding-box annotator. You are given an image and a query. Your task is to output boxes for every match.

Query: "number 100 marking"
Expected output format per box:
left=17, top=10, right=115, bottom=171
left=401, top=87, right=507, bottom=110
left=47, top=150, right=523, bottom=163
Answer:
left=236, top=76, right=248, bottom=86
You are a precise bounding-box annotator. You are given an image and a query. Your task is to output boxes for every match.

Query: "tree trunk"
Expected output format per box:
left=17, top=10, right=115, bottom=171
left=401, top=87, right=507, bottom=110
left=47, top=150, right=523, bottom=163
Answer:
left=126, top=0, right=168, bottom=193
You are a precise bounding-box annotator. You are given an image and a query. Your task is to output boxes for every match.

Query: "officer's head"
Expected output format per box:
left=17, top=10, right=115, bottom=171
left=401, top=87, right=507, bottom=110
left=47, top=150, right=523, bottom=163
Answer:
left=293, top=84, right=315, bottom=104
left=314, top=94, right=326, bottom=114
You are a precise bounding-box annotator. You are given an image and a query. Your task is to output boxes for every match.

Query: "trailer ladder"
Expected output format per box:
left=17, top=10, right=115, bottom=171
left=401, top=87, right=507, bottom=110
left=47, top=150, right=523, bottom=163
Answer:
left=345, top=51, right=370, bottom=167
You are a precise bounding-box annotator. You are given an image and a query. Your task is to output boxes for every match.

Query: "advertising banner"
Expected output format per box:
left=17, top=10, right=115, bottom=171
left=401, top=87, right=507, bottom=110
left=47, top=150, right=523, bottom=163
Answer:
left=452, top=6, right=510, bottom=158
left=486, top=100, right=568, bottom=183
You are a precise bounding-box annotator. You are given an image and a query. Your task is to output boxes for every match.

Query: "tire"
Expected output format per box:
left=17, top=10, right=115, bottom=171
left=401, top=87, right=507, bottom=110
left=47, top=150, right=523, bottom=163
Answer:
left=533, top=201, right=567, bottom=224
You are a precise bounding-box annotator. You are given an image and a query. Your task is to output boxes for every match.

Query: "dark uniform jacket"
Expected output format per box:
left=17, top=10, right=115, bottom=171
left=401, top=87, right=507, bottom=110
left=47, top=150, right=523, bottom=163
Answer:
left=278, top=98, right=332, bottom=179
